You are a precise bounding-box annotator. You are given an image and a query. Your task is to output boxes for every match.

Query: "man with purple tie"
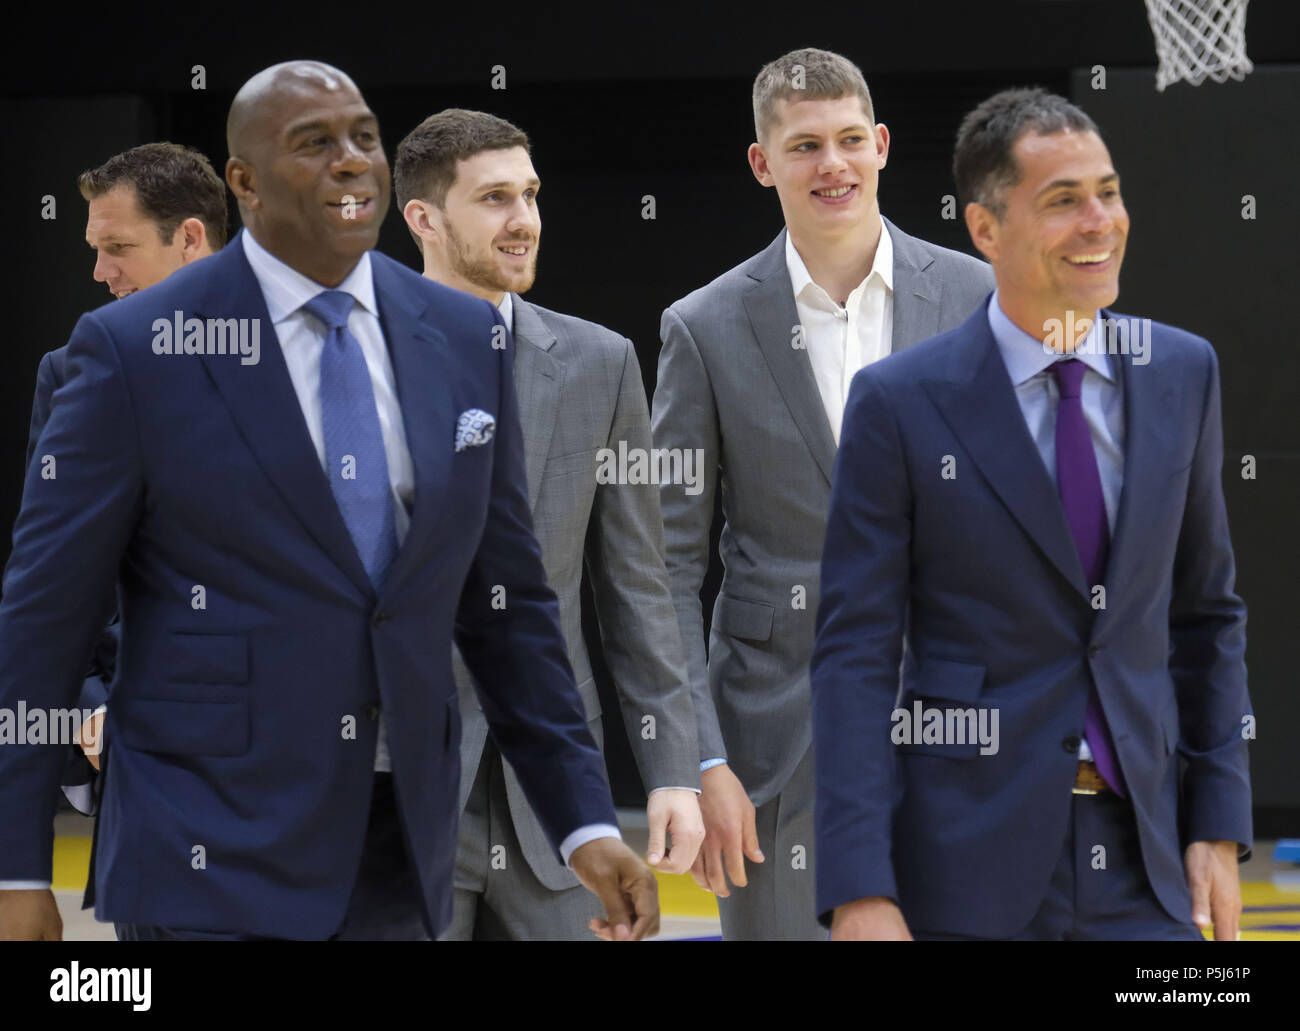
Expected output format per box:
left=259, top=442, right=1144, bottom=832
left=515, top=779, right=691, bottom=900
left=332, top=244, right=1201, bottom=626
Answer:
left=811, top=88, right=1251, bottom=941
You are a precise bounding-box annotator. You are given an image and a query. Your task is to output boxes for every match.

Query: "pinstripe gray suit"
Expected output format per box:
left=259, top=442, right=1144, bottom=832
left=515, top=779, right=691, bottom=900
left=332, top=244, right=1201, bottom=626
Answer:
left=651, top=219, right=994, bottom=938
left=442, top=295, right=700, bottom=939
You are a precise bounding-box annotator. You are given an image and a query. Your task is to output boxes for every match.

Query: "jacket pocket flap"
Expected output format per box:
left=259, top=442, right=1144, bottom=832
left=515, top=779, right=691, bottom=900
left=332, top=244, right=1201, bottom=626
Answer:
left=120, top=696, right=249, bottom=757
left=716, top=596, right=774, bottom=642
left=905, top=657, right=986, bottom=704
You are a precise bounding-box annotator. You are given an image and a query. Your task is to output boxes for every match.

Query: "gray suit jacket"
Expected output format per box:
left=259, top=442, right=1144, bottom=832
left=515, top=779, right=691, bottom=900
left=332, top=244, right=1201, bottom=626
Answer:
left=651, top=219, right=994, bottom=807
left=453, top=296, right=700, bottom=891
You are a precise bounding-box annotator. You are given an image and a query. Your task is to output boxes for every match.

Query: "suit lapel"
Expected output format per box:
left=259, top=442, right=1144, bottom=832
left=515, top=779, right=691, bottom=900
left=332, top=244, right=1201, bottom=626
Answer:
left=509, top=297, right=563, bottom=512
left=887, top=218, right=943, bottom=353
left=370, top=255, right=456, bottom=599
left=192, top=235, right=372, bottom=597
left=1093, top=314, right=1178, bottom=636
left=922, top=310, right=1090, bottom=600
left=744, top=231, right=838, bottom=486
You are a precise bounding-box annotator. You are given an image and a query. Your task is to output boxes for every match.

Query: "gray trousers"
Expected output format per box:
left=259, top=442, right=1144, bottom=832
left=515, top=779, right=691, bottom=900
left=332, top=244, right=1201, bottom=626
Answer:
left=439, top=739, right=600, bottom=941
left=715, top=747, right=824, bottom=940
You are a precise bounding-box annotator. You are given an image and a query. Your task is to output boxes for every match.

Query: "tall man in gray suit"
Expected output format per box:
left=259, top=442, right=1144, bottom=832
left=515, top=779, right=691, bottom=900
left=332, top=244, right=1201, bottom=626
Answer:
left=395, top=109, right=705, bottom=940
left=651, top=47, right=994, bottom=939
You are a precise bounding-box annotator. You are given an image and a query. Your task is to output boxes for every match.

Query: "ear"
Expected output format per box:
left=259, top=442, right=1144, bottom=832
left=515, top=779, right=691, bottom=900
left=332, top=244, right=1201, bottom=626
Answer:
left=225, top=157, right=257, bottom=210
left=873, top=123, right=890, bottom=169
left=748, top=141, right=775, bottom=188
left=964, top=201, right=1000, bottom=263
left=176, top=217, right=209, bottom=261
left=402, top=198, right=440, bottom=243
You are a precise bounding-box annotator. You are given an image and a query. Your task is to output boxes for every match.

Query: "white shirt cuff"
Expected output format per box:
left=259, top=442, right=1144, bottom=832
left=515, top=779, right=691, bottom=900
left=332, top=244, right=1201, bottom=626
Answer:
left=0, top=881, right=52, bottom=890
left=559, top=823, right=622, bottom=866
left=648, top=785, right=702, bottom=795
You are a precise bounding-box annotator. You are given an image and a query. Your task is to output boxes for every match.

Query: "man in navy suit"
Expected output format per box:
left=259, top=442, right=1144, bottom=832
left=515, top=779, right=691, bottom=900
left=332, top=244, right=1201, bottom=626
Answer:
left=812, top=88, right=1251, bottom=941
left=25, top=141, right=228, bottom=801
left=0, top=60, right=656, bottom=941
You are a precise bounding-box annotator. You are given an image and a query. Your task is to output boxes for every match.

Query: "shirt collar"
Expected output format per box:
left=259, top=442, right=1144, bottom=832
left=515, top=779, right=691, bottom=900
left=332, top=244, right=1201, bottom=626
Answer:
left=240, top=228, right=378, bottom=324
left=785, top=216, right=894, bottom=303
left=986, top=289, right=1114, bottom=386
left=496, top=292, right=515, bottom=332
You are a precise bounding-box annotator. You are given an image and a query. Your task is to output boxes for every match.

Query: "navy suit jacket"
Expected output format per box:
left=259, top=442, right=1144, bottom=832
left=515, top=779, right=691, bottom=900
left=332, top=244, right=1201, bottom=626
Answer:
left=0, top=232, right=616, bottom=938
left=27, top=345, right=118, bottom=810
left=811, top=300, right=1251, bottom=937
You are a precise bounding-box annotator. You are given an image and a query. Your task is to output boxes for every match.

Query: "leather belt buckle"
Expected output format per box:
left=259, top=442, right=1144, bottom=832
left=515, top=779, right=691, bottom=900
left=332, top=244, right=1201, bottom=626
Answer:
left=1072, top=759, right=1109, bottom=795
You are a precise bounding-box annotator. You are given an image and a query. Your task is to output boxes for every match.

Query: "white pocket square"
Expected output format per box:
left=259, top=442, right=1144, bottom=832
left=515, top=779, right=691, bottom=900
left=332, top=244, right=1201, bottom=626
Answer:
left=455, top=408, right=496, bottom=452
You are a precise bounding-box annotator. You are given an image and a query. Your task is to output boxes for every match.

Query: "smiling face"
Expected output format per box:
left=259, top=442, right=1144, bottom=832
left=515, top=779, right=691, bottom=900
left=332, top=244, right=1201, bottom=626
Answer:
left=420, top=146, right=541, bottom=302
left=967, top=128, right=1129, bottom=336
left=748, top=95, right=889, bottom=244
left=227, top=67, right=389, bottom=286
left=85, top=185, right=189, bottom=298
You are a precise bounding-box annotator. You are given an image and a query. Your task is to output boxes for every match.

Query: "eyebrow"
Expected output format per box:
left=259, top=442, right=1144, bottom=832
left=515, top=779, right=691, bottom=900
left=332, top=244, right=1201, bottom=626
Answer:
left=475, top=179, right=541, bottom=192
left=784, top=125, right=871, bottom=144
left=286, top=113, right=378, bottom=139
left=1037, top=172, right=1120, bottom=196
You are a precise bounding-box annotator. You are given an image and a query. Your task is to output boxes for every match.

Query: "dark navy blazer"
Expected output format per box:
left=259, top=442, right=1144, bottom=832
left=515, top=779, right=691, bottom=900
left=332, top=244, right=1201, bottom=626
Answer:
left=0, top=233, right=615, bottom=938
left=811, top=299, right=1251, bottom=937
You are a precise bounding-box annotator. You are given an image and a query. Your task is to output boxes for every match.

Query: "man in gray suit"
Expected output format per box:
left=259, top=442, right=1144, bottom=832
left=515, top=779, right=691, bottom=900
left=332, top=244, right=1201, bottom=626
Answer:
left=651, top=47, right=994, bottom=939
left=395, top=109, right=705, bottom=939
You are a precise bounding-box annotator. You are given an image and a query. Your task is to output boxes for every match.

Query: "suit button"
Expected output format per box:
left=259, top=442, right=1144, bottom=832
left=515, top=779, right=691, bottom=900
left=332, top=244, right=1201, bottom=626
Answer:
left=364, top=704, right=381, bottom=721
left=1062, top=735, right=1080, bottom=753
left=1087, top=645, right=1100, bottom=658
left=373, top=610, right=390, bottom=626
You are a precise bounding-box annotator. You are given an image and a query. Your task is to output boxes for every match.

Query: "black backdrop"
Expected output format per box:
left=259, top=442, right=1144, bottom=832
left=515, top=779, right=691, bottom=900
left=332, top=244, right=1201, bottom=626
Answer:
left=3, top=0, right=1297, bottom=829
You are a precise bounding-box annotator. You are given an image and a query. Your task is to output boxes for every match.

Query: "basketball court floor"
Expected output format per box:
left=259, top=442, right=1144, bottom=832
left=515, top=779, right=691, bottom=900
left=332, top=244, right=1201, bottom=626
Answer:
left=50, top=809, right=1298, bottom=941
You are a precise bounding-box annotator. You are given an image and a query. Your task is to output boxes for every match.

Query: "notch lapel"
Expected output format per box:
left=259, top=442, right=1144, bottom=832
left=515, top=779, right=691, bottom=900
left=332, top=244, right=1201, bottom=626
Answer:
left=744, top=232, right=837, bottom=486
left=887, top=218, right=943, bottom=353
left=922, top=311, right=1090, bottom=600
left=192, top=236, right=372, bottom=597
left=509, top=297, right=564, bottom=513
left=1092, top=314, right=1179, bottom=639
left=370, top=256, right=456, bottom=599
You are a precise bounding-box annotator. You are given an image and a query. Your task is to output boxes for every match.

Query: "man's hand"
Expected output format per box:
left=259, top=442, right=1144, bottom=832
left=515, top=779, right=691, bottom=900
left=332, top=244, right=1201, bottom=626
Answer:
left=1185, top=839, right=1241, bottom=940
left=0, top=889, right=63, bottom=941
left=645, top=788, right=705, bottom=874
left=79, top=710, right=106, bottom=771
left=830, top=896, right=913, bottom=941
left=691, top=762, right=763, bottom=896
left=571, top=838, right=659, bottom=941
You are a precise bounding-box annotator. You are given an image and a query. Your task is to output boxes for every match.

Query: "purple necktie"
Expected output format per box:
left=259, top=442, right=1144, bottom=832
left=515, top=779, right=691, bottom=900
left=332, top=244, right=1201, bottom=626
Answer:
left=1052, top=358, right=1126, bottom=797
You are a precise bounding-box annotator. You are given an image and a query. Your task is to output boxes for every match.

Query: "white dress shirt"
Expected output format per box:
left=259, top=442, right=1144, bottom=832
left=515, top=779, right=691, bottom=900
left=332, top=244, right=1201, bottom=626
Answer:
left=242, top=229, right=412, bottom=774
left=787, top=219, right=895, bottom=444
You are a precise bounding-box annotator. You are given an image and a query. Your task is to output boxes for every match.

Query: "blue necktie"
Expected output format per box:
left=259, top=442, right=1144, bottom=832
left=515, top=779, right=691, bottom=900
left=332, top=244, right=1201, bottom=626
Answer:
left=302, top=290, right=398, bottom=590
left=1052, top=358, right=1126, bottom=797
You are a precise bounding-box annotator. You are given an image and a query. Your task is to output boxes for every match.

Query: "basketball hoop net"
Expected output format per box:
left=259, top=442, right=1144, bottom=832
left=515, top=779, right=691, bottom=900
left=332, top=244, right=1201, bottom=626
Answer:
left=1144, top=0, right=1254, bottom=90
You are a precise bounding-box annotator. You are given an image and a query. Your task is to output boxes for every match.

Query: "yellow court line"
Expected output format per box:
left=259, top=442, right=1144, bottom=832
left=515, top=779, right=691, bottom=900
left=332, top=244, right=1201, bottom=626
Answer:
left=54, top=835, right=1299, bottom=940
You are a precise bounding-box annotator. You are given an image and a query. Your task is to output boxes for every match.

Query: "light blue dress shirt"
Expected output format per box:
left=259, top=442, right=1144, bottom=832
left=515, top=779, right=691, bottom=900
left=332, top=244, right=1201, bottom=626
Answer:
left=987, top=292, right=1126, bottom=765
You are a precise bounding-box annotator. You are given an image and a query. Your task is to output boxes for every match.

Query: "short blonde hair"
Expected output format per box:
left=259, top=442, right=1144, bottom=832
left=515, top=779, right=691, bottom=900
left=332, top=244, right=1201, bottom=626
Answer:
left=752, top=47, right=875, bottom=144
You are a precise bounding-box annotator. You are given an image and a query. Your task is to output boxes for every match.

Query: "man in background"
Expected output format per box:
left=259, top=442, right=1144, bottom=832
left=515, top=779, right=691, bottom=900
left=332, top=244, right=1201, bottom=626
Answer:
left=26, top=142, right=228, bottom=813
left=652, top=46, right=992, bottom=939
left=396, top=108, right=704, bottom=940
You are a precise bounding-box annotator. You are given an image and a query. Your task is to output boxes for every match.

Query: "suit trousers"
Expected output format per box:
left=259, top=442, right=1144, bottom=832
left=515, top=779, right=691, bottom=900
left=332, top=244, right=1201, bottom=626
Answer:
left=716, top=747, right=823, bottom=940
left=115, top=773, right=432, bottom=941
left=439, top=737, right=599, bottom=940
left=915, top=791, right=1203, bottom=941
